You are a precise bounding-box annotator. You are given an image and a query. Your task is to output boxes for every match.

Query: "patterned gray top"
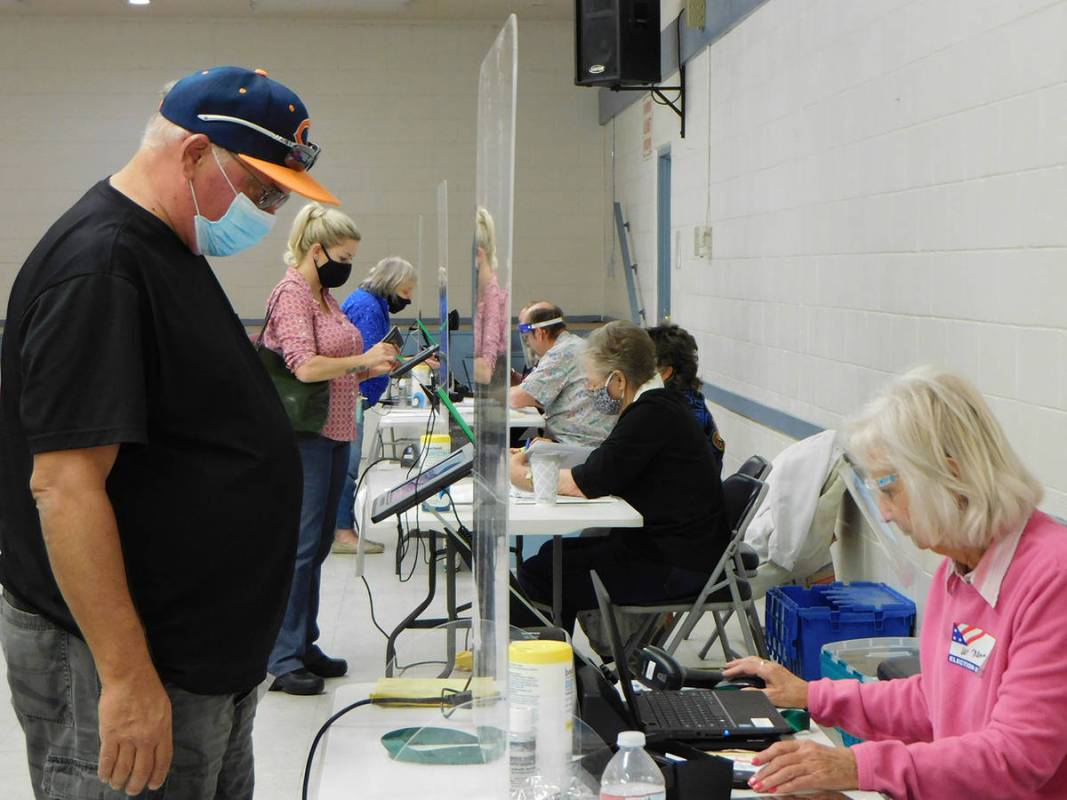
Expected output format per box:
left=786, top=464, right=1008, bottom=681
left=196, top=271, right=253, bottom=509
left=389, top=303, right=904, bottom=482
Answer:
left=520, top=331, right=615, bottom=447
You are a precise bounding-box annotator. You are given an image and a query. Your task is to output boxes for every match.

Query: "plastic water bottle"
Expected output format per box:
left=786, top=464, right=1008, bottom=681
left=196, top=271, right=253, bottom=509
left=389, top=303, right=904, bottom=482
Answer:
left=598, top=731, right=665, bottom=800
left=509, top=706, right=537, bottom=798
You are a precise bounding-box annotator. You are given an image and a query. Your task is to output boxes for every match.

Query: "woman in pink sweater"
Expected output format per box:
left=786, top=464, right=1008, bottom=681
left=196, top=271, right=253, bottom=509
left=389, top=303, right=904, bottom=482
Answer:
left=726, top=366, right=1066, bottom=799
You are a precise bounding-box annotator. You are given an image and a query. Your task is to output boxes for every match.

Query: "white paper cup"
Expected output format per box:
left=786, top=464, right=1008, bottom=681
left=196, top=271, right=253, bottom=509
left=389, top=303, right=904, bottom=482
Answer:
left=529, top=454, right=561, bottom=504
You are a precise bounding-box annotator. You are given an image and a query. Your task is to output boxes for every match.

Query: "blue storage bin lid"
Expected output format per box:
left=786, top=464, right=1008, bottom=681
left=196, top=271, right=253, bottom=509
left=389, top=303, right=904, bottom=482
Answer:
left=772, top=582, right=914, bottom=615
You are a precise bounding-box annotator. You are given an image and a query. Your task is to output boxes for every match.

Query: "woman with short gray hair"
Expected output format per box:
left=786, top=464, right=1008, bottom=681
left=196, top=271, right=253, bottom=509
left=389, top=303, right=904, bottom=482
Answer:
left=360, top=256, right=418, bottom=302
left=508, top=320, right=726, bottom=634
left=725, top=366, right=1067, bottom=799
left=333, top=256, right=419, bottom=554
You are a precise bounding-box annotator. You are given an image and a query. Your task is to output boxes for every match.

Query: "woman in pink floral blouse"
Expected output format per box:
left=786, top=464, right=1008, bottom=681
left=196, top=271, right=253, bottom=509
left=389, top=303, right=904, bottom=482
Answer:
left=261, top=203, right=397, bottom=695
left=473, top=207, right=509, bottom=385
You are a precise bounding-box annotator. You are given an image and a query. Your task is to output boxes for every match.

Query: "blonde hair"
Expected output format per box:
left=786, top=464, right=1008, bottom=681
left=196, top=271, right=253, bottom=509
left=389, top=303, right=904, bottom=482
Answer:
left=361, top=256, right=416, bottom=297
left=847, top=365, right=1043, bottom=550
left=475, top=207, right=497, bottom=269
left=582, top=320, right=656, bottom=388
left=284, top=203, right=362, bottom=267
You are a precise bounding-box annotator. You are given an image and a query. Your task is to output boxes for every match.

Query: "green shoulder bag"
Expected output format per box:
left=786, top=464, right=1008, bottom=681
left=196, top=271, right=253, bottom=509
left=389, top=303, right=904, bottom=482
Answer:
left=255, top=299, right=331, bottom=435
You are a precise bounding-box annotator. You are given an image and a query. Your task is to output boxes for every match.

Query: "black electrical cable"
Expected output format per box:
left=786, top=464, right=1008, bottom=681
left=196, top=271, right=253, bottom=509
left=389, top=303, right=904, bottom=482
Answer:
left=396, top=659, right=449, bottom=674
left=361, top=574, right=391, bottom=640
left=301, top=693, right=471, bottom=800
left=395, top=399, right=442, bottom=579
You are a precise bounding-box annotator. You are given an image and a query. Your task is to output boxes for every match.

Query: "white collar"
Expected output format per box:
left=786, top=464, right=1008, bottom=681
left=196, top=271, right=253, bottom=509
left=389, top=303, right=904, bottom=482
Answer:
left=633, top=373, right=665, bottom=402
left=947, top=519, right=1027, bottom=608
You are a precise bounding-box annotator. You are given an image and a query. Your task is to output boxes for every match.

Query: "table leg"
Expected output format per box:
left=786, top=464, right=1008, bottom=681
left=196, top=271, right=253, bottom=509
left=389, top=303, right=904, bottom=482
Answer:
left=443, top=533, right=458, bottom=675
left=384, top=530, right=438, bottom=676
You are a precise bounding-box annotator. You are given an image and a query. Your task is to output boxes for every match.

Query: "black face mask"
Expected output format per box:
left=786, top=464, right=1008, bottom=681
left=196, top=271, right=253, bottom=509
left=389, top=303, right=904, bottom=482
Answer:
left=387, top=294, right=411, bottom=314
left=316, top=247, right=352, bottom=289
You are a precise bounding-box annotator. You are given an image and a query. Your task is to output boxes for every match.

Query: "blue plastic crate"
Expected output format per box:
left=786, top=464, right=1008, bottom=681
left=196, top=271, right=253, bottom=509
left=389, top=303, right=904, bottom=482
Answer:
left=765, top=582, right=916, bottom=680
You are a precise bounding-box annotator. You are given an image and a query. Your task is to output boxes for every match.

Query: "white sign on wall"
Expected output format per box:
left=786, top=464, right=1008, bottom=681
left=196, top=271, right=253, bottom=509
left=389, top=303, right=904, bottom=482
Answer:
left=642, top=94, right=654, bottom=159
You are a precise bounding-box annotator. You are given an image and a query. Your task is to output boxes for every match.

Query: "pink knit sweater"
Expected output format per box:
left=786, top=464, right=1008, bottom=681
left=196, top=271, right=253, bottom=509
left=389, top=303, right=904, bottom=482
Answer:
left=809, top=511, right=1067, bottom=799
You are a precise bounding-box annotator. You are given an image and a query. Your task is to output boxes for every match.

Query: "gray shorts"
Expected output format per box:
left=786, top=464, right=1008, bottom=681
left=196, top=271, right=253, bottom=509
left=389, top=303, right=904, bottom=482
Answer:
left=0, top=592, right=259, bottom=800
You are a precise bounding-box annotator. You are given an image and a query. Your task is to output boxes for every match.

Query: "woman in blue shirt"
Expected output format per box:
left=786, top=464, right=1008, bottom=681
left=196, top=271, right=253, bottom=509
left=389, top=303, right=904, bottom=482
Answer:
left=333, top=256, right=418, bottom=553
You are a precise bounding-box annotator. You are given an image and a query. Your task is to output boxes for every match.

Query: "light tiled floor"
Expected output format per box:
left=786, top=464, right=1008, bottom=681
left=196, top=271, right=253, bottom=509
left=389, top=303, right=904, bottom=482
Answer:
left=0, top=529, right=756, bottom=800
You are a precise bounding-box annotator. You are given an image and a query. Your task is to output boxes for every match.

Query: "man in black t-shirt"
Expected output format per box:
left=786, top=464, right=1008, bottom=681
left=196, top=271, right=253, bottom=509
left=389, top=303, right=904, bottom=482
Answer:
left=0, top=67, right=339, bottom=799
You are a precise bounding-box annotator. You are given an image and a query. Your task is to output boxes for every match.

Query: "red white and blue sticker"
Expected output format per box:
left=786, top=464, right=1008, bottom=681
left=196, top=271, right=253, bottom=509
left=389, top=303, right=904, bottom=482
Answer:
left=948, top=623, right=996, bottom=674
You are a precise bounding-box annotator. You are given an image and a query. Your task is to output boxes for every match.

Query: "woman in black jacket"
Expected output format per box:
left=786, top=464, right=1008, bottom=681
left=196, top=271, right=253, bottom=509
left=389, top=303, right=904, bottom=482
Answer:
left=509, top=321, right=726, bottom=633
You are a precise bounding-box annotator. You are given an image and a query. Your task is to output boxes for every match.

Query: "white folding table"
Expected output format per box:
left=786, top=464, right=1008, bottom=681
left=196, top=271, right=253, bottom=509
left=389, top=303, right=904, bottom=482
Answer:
left=355, top=465, right=641, bottom=674
left=315, top=683, right=887, bottom=800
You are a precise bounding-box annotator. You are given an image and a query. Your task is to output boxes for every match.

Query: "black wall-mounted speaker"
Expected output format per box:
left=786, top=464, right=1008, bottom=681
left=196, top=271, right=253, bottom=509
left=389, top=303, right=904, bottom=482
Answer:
left=575, top=0, right=661, bottom=87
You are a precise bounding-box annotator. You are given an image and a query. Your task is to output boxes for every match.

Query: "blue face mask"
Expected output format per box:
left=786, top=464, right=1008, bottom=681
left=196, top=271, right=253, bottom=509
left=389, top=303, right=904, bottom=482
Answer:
left=189, top=150, right=276, bottom=257
left=591, top=371, right=623, bottom=416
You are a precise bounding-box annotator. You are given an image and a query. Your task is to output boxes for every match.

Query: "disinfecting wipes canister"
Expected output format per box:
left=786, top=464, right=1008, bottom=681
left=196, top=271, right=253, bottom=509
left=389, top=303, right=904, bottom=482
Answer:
left=509, top=640, right=576, bottom=794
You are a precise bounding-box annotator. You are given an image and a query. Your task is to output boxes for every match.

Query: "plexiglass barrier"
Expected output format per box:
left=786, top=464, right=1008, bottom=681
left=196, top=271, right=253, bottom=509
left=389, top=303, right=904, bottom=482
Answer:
left=438, top=179, right=450, bottom=389
left=470, top=15, right=518, bottom=800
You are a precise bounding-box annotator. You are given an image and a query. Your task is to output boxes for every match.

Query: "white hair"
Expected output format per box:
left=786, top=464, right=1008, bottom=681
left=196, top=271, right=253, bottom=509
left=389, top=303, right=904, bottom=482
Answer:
left=361, top=256, right=417, bottom=297
left=140, top=80, right=186, bottom=149
left=140, top=113, right=190, bottom=149
left=846, top=365, right=1043, bottom=551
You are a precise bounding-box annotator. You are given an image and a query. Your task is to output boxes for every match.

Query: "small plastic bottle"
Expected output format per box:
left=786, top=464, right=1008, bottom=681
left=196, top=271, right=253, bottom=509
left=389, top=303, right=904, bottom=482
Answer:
left=510, top=706, right=537, bottom=799
left=598, top=731, right=665, bottom=800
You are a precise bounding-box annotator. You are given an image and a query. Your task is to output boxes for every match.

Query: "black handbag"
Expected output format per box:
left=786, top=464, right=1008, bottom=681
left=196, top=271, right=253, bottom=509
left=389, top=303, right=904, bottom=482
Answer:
left=255, top=298, right=330, bottom=435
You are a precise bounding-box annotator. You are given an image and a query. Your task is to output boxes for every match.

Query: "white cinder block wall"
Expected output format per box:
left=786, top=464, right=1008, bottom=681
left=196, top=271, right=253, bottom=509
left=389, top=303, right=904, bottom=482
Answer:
left=0, top=16, right=606, bottom=321
left=607, top=0, right=1067, bottom=518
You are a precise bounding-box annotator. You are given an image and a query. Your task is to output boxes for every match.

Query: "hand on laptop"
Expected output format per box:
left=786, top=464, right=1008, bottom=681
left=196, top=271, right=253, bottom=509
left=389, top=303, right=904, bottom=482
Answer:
left=724, top=656, right=808, bottom=709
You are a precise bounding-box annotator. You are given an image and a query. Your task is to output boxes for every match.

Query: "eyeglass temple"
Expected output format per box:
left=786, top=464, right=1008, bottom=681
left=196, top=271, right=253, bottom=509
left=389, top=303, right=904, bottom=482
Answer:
left=197, top=113, right=311, bottom=153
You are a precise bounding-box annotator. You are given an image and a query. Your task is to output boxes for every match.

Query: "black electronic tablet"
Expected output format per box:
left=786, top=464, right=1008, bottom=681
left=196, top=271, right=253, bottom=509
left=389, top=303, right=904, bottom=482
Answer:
left=369, top=444, right=474, bottom=522
left=383, top=325, right=404, bottom=350
left=388, top=343, right=439, bottom=380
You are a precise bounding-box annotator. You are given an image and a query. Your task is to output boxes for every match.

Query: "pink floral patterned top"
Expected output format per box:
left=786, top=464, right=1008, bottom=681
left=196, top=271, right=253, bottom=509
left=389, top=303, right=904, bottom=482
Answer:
left=474, top=267, right=509, bottom=376
left=262, top=267, right=362, bottom=442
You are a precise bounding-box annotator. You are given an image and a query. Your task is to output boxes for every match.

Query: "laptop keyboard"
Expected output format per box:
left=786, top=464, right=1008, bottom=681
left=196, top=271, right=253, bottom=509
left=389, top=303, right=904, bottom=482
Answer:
left=640, top=691, right=732, bottom=731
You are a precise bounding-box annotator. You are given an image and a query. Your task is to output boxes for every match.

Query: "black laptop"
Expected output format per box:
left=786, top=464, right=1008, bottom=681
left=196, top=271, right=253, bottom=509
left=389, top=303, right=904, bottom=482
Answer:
left=590, top=572, right=792, bottom=744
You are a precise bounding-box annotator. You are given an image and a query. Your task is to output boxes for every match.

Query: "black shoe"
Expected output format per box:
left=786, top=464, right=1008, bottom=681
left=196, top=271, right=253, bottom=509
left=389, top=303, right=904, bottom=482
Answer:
left=305, top=651, right=348, bottom=679
left=269, top=668, right=325, bottom=695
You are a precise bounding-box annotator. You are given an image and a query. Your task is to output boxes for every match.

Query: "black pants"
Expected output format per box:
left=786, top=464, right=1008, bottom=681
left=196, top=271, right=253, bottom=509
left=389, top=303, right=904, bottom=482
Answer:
left=510, top=538, right=708, bottom=634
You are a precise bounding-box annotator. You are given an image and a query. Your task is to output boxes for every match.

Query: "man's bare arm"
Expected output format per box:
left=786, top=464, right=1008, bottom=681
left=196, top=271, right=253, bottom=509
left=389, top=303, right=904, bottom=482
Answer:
left=31, top=446, right=172, bottom=794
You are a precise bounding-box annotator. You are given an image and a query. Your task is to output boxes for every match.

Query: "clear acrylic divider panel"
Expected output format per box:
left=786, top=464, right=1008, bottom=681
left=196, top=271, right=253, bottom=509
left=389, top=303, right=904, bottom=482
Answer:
left=471, top=13, right=518, bottom=800
left=437, top=179, right=449, bottom=388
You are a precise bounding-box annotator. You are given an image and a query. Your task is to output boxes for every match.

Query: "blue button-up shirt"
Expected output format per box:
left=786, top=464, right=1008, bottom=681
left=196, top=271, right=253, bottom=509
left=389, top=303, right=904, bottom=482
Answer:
left=340, top=288, right=390, bottom=406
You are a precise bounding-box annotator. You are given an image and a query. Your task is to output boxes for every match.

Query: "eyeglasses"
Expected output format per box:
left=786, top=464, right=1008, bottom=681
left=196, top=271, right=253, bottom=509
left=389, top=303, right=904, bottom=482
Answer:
left=517, top=316, right=563, bottom=335
left=197, top=113, right=321, bottom=172
left=228, top=154, right=290, bottom=212
left=864, top=472, right=899, bottom=498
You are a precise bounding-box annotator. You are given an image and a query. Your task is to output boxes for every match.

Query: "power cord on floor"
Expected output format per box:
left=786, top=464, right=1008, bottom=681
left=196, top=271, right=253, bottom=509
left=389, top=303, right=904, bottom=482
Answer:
left=361, top=575, right=391, bottom=640
left=301, top=692, right=474, bottom=800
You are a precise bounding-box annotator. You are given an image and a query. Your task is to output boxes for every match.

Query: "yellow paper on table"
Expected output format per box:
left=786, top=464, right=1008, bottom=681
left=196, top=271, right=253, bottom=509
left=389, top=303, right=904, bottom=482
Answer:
left=370, top=677, right=497, bottom=707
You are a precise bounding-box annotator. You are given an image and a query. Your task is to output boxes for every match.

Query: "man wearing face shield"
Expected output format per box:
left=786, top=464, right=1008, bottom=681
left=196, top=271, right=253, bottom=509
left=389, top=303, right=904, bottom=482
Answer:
left=509, top=302, right=615, bottom=448
left=0, top=67, right=336, bottom=799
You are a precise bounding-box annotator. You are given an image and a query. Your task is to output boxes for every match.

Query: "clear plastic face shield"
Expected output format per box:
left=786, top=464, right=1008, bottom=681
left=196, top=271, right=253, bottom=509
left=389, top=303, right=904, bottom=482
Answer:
left=517, top=316, right=562, bottom=370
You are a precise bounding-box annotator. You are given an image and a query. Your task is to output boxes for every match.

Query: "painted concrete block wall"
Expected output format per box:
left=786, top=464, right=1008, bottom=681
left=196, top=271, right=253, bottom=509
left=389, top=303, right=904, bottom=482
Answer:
left=0, top=16, right=606, bottom=322
left=608, top=0, right=1067, bottom=518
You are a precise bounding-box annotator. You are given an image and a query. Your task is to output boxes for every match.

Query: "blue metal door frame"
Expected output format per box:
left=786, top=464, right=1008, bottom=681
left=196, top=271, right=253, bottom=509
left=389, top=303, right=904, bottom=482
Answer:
left=657, top=149, right=672, bottom=322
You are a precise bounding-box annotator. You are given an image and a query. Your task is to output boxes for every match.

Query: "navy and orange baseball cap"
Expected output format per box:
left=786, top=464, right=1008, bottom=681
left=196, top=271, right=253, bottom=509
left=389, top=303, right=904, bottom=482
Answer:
left=160, top=66, right=339, bottom=205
